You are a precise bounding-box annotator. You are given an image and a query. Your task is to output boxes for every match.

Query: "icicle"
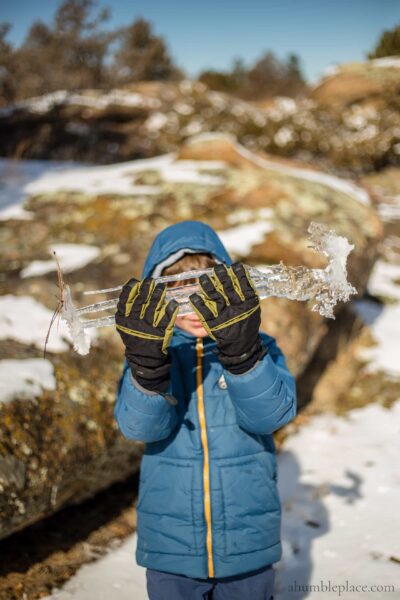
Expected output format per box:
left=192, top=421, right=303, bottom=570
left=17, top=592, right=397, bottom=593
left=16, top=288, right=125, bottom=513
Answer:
left=62, top=284, right=92, bottom=355
left=59, top=221, right=357, bottom=354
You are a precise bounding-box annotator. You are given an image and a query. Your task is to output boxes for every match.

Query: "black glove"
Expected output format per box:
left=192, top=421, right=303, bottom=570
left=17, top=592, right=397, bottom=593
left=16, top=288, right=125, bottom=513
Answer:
left=115, top=277, right=179, bottom=393
left=189, top=262, right=267, bottom=374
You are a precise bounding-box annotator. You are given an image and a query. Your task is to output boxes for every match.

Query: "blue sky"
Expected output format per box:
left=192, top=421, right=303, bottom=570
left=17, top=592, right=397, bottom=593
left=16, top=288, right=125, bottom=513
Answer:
left=2, top=0, right=400, bottom=83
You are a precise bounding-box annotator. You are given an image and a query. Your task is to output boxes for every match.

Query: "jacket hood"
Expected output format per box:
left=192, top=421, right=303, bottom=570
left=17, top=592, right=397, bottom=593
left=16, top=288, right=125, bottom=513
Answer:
left=141, top=220, right=232, bottom=278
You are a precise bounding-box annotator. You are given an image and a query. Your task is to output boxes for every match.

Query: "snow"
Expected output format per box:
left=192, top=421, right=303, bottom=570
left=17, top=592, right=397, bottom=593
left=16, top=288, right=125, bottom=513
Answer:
left=0, top=89, right=161, bottom=117
left=13, top=155, right=225, bottom=199
left=0, top=158, right=78, bottom=221
left=376, top=195, right=400, bottom=222
left=274, top=126, right=295, bottom=147
left=323, top=64, right=340, bottom=78
left=160, top=160, right=225, bottom=185
left=366, top=260, right=400, bottom=301
left=181, top=119, right=204, bottom=136
left=0, top=155, right=170, bottom=221
left=1, top=135, right=369, bottom=226
left=0, top=205, right=34, bottom=221
left=175, top=102, right=194, bottom=116
left=320, top=57, right=400, bottom=82
left=217, top=220, right=274, bottom=256
left=370, top=56, right=400, bottom=69
left=352, top=255, right=400, bottom=377
left=378, top=203, right=400, bottom=222
left=23, top=158, right=168, bottom=197
left=144, top=112, right=168, bottom=131
left=275, top=400, right=400, bottom=599
left=0, top=148, right=226, bottom=223
left=355, top=302, right=400, bottom=377
left=187, top=133, right=371, bottom=207
left=21, top=244, right=101, bottom=278
left=0, top=358, right=56, bottom=404
left=226, top=207, right=274, bottom=225
left=273, top=97, right=298, bottom=116
left=0, top=295, right=96, bottom=353
left=44, top=535, right=146, bottom=600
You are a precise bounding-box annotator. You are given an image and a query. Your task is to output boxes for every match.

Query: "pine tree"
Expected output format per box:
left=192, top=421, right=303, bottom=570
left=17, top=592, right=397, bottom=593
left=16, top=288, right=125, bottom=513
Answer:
left=15, top=0, right=113, bottom=98
left=198, top=51, right=306, bottom=100
left=368, top=24, right=400, bottom=59
left=284, top=53, right=307, bottom=96
left=113, top=18, right=183, bottom=83
left=245, top=51, right=285, bottom=99
left=0, top=23, right=16, bottom=105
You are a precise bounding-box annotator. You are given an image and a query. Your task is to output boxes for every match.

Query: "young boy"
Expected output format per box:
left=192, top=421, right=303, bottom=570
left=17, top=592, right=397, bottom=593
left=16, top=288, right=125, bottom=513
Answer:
left=114, top=220, right=297, bottom=600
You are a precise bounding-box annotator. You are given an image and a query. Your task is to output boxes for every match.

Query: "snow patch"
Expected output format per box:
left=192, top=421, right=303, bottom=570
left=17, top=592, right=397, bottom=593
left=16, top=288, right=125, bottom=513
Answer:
left=377, top=195, right=400, bottom=222
left=226, top=207, right=274, bottom=225
left=352, top=243, right=400, bottom=377
left=275, top=400, right=400, bottom=598
left=21, top=244, right=101, bottom=278
left=0, top=89, right=160, bottom=117
left=355, top=302, right=400, bottom=377
left=0, top=295, right=96, bottom=353
left=0, top=359, right=56, bottom=404
left=217, top=220, right=273, bottom=257
left=0, top=151, right=228, bottom=224
left=367, top=260, right=400, bottom=301
left=323, top=63, right=340, bottom=78
left=0, top=158, right=78, bottom=221
left=24, top=159, right=168, bottom=197
left=161, top=160, right=225, bottom=185
left=144, top=112, right=168, bottom=131
left=370, top=56, right=400, bottom=69
left=43, top=534, right=146, bottom=600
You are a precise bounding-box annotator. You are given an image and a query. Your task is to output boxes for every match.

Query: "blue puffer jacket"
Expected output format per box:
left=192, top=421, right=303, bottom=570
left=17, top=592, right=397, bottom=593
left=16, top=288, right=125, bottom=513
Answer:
left=114, top=221, right=297, bottom=579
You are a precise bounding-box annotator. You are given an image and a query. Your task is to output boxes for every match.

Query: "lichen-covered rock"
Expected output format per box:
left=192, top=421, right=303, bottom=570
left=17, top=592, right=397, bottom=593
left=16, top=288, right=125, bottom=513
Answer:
left=0, top=133, right=382, bottom=540
left=0, top=343, right=144, bottom=540
left=309, top=58, right=400, bottom=107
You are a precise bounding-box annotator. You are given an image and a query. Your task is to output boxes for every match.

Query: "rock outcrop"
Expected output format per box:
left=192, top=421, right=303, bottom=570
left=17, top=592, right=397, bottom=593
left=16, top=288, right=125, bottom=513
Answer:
left=1, top=59, right=399, bottom=174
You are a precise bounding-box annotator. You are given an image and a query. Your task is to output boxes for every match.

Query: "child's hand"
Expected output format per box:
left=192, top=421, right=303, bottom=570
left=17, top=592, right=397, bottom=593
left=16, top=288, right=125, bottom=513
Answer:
left=115, top=277, right=179, bottom=390
left=189, top=262, right=266, bottom=373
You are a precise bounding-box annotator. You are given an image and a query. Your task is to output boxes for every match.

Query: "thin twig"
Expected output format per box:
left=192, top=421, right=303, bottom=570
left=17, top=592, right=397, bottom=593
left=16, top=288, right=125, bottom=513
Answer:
left=43, top=251, right=65, bottom=359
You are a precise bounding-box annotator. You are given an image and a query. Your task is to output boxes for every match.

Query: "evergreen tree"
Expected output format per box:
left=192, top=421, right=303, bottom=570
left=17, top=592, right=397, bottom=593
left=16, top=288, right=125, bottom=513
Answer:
left=368, top=24, right=400, bottom=59
left=15, top=0, right=113, bottom=98
left=284, top=53, right=307, bottom=96
left=245, top=51, right=285, bottom=99
left=199, top=51, right=306, bottom=100
left=0, top=23, right=16, bottom=105
left=113, top=18, right=183, bottom=83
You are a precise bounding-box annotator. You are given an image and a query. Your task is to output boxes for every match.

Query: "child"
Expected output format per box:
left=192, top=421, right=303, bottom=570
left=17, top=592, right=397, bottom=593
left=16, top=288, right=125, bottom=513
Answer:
left=114, top=220, right=297, bottom=600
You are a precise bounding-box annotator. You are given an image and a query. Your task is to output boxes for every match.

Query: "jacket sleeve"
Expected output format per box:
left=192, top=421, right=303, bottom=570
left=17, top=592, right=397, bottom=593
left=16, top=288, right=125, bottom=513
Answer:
left=114, top=360, right=179, bottom=443
left=224, top=332, right=296, bottom=435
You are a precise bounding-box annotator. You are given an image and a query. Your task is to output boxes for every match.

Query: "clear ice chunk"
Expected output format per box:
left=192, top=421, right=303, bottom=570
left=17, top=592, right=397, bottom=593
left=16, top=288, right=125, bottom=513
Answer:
left=62, top=284, right=92, bottom=355
left=60, top=221, right=357, bottom=354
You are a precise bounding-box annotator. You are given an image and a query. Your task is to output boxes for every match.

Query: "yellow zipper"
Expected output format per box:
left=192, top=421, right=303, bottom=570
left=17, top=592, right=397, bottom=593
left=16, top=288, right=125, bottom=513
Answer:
left=196, top=337, right=214, bottom=578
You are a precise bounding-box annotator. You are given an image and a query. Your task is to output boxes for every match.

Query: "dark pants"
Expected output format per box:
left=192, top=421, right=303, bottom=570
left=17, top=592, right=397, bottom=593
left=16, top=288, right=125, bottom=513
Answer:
left=146, top=564, right=275, bottom=600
